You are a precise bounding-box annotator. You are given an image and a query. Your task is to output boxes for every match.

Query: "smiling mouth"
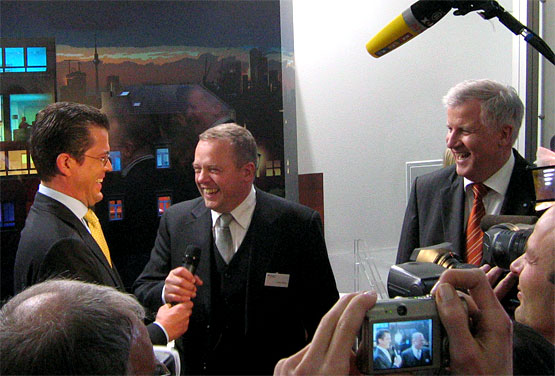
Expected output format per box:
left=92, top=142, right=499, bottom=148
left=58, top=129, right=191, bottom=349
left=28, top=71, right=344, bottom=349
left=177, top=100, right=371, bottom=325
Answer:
left=453, top=151, right=470, bottom=161
left=203, top=188, right=218, bottom=195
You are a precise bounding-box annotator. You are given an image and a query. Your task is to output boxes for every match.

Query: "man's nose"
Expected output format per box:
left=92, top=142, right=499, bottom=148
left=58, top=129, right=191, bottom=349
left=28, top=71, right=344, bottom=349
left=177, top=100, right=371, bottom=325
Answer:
left=446, top=131, right=458, bottom=148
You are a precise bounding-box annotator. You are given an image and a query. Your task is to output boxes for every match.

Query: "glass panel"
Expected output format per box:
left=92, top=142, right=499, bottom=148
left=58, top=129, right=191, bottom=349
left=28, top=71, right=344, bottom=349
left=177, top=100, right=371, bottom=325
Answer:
left=1, top=202, right=16, bottom=228
left=158, top=195, right=171, bottom=216
left=8, top=150, right=28, bottom=173
left=110, top=150, right=121, bottom=171
left=5, top=48, right=24, bottom=68
left=109, top=199, right=124, bottom=221
left=27, top=47, right=46, bottom=67
left=156, top=148, right=170, bottom=169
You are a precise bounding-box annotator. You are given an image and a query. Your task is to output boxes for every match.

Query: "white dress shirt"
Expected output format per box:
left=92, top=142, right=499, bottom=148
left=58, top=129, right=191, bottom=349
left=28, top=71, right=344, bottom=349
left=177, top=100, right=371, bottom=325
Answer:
left=463, top=152, right=515, bottom=225
left=211, top=185, right=257, bottom=256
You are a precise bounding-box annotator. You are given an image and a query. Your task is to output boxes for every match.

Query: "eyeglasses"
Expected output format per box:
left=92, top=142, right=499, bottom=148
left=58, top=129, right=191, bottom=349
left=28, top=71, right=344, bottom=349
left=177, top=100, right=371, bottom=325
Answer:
left=84, top=154, right=112, bottom=167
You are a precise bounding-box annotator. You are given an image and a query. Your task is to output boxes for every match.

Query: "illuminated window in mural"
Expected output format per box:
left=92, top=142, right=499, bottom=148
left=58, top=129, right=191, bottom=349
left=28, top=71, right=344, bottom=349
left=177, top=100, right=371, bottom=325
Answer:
left=158, top=195, right=171, bottom=216
left=265, top=160, right=281, bottom=177
left=156, top=148, right=170, bottom=169
left=1, top=202, right=16, bottom=228
left=110, top=151, right=122, bottom=172
left=1, top=47, right=47, bottom=73
left=109, top=199, right=123, bottom=221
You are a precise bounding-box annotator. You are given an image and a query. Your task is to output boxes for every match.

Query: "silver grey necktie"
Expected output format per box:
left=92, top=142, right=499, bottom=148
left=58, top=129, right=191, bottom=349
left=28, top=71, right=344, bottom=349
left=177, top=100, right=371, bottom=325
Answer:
left=215, top=213, right=234, bottom=264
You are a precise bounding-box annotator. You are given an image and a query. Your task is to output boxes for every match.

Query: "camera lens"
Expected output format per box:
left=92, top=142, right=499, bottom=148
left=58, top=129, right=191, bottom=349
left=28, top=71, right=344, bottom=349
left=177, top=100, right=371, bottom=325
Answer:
left=397, top=305, right=407, bottom=316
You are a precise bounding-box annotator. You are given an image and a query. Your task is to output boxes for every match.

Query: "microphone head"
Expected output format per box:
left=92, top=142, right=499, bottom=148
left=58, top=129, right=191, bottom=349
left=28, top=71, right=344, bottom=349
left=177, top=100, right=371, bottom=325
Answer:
left=366, top=0, right=453, bottom=58
left=183, top=245, right=201, bottom=274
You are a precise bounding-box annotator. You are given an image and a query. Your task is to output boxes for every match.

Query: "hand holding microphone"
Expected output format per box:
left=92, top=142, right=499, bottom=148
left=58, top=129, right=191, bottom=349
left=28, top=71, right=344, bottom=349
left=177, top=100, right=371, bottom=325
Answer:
left=164, top=245, right=204, bottom=305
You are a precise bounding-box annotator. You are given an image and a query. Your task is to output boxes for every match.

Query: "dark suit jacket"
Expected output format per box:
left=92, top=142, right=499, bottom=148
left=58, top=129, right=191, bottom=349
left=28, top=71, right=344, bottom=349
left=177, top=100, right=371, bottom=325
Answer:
left=13, top=192, right=167, bottom=345
left=513, top=321, right=555, bottom=376
left=373, top=347, right=393, bottom=370
left=397, top=149, right=537, bottom=263
left=134, top=188, right=339, bottom=374
left=401, top=347, right=432, bottom=367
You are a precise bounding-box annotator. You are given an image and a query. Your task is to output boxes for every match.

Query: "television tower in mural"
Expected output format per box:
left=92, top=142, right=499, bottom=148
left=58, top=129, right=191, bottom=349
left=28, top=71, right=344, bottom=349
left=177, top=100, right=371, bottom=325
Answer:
left=59, top=36, right=102, bottom=107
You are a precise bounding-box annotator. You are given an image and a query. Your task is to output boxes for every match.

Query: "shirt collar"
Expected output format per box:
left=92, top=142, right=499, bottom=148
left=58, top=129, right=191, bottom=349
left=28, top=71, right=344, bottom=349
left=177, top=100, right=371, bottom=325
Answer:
left=39, top=183, right=89, bottom=220
left=211, top=185, right=256, bottom=228
left=464, top=151, right=515, bottom=195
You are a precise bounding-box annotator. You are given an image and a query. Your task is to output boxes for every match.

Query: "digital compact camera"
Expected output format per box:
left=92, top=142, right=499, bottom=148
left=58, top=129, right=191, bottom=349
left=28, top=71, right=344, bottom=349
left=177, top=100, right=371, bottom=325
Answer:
left=356, top=296, right=449, bottom=374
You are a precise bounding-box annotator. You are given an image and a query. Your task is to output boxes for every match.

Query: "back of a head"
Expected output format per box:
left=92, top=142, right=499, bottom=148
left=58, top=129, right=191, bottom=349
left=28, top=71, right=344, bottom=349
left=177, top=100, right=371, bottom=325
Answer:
left=442, top=79, right=524, bottom=145
left=0, top=280, right=144, bottom=375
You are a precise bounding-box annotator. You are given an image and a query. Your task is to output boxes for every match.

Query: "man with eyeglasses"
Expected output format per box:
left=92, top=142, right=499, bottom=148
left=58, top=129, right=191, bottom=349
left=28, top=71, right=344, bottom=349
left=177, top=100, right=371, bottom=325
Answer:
left=13, top=102, right=192, bottom=347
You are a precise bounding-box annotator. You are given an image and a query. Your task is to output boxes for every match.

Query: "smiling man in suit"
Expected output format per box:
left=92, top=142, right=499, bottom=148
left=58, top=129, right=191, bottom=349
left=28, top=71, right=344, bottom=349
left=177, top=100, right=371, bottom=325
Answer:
left=134, top=123, right=339, bottom=375
left=13, top=101, right=191, bottom=346
left=397, top=79, right=538, bottom=265
left=401, top=332, right=432, bottom=367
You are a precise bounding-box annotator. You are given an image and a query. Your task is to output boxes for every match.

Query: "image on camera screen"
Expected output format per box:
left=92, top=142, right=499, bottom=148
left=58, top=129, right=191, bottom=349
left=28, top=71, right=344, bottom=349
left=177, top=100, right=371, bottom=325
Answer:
left=372, top=319, right=433, bottom=371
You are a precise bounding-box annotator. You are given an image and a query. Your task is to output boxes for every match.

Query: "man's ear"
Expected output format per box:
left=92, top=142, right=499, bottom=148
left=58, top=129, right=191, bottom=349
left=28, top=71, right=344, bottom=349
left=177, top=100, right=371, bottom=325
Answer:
left=56, top=153, right=74, bottom=176
left=243, top=161, right=256, bottom=181
left=499, top=124, right=514, bottom=147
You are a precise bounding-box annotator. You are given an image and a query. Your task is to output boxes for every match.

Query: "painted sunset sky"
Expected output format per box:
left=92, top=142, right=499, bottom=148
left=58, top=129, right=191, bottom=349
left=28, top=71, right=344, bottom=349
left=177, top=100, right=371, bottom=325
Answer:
left=1, top=0, right=290, bottom=90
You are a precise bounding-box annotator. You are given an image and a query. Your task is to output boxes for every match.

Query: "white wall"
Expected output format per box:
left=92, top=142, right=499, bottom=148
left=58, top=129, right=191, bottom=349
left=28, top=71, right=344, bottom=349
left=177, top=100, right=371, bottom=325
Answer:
left=291, top=0, right=539, bottom=292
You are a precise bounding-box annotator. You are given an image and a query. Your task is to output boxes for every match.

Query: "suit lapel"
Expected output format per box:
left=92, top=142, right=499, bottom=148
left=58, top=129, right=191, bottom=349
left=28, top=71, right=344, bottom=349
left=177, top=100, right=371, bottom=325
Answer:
left=501, top=150, right=535, bottom=215
left=189, top=201, right=213, bottom=318
left=244, top=190, right=279, bottom=332
left=440, top=173, right=466, bottom=256
left=34, top=193, right=124, bottom=289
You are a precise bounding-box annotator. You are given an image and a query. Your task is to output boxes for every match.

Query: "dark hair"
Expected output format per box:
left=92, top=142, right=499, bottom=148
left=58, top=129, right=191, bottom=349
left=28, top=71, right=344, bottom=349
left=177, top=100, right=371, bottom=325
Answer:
left=0, top=279, right=144, bottom=375
left=199, top=123, right=258, bottom=167
left=30, top=102, right=109, bottom=181
left=376, top=329, right=390, bottom=342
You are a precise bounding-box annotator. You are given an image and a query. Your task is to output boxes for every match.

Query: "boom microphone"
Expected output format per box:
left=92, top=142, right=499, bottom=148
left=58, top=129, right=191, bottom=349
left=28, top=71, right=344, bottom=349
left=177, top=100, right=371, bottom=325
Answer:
left=366, top=0, right=453, bottom=58
left=182, top=245, right=201, bottom=275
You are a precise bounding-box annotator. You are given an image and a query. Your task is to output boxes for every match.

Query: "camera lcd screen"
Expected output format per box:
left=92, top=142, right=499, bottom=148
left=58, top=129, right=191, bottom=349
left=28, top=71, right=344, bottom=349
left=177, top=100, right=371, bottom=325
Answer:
left=372, top=319, right=433, bottom=371
left=531, top=165, right=555, bottom=211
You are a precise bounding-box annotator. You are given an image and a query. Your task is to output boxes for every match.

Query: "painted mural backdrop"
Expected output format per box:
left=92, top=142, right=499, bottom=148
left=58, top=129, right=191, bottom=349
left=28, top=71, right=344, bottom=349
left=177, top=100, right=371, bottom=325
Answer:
left=1, top=0, right=291, bottom=295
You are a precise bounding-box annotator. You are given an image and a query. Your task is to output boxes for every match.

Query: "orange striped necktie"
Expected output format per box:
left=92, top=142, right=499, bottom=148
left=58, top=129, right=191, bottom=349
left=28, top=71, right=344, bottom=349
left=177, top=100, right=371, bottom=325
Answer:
left=84, top=209, right=112, bottom=267
left=466, top=183, right=488, bottom=265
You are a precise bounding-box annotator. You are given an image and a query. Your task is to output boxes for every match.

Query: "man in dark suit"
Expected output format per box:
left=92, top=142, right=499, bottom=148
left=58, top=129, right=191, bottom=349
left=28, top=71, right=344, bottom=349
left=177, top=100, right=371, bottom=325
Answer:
left=13, top=102, right=191, bottom=345
left=373, top=329, right=401, bottom=370
left=401, top=332, right=432, bottom=367
left=397, top=79, right=538, bottom=264
left=134, top=123, right=339, bottom=375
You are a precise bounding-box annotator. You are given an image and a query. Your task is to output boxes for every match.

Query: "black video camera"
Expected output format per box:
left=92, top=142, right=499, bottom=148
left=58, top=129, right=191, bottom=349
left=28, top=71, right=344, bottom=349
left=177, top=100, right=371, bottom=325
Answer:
left=388, top=215, right=537, bottom=298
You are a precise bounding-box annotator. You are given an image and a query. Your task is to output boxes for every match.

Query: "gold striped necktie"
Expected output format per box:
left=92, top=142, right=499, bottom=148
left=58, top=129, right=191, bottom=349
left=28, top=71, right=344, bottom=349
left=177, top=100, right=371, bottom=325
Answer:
left=84, top=209, right=112, bottom=267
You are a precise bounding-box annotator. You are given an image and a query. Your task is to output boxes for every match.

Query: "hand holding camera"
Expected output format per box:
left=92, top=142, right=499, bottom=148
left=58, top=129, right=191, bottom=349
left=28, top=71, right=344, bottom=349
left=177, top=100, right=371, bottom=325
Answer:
left=275, top=268, right=512, bottom=376
left=432, top=268, right=513, bottom=375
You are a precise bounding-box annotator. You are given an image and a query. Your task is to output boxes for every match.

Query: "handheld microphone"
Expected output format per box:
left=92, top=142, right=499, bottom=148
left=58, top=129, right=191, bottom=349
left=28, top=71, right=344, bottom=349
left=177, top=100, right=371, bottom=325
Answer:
left=182, top=245, right=201, bottom=275
left=366, top=0, right=453, bottom=58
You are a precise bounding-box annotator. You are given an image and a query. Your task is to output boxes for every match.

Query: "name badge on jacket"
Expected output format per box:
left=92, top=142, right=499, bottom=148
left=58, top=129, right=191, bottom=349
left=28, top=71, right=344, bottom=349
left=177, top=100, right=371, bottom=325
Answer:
left=265, top=272, right=290, bottom=288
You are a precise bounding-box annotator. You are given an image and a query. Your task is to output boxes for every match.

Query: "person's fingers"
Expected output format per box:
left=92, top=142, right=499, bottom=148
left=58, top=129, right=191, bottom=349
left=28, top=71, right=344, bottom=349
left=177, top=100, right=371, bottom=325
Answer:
left=273, top=345, right=310, bottom=375
left=483, top=265, right=504, bottom=287
left=302, top=293, right=359, bottom=366
left=436, top=269, right=504, bottom=314
left=493, top=272, right=518, bottom=301
left=434, top=283, right=477, bottom=367
left=325, top=291, right=377, bottom=361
